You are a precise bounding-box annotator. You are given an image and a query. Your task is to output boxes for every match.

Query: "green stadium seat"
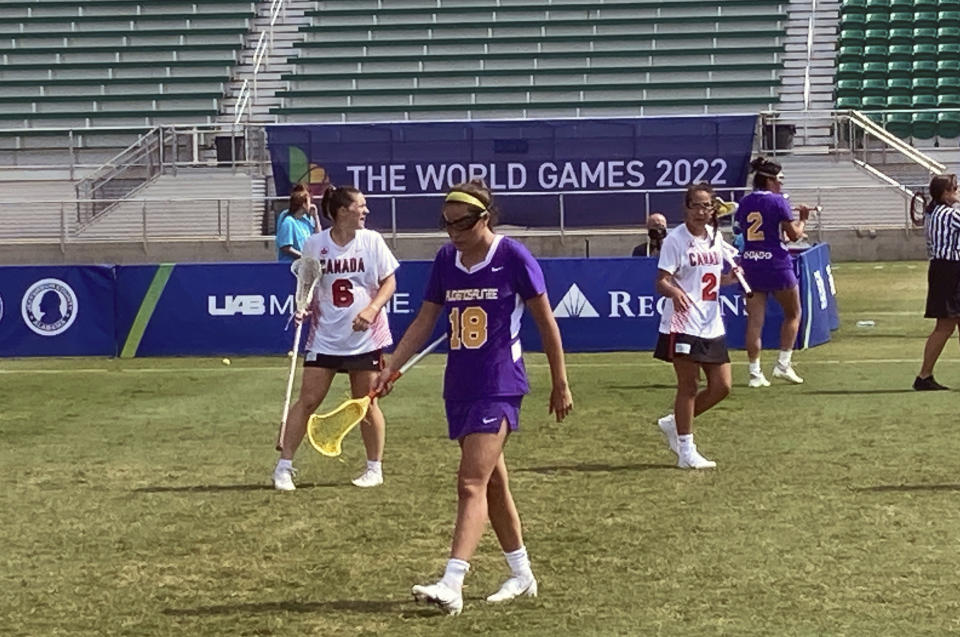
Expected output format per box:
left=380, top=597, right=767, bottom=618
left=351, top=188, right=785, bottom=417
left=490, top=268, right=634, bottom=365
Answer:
left=889, top=0, right=915, bottom=8
left=887, top=94, right=912, bottom=108
left=913, top=76, right=938, bottom=94
left=913, top=43, right=939, bottom=60
left=939, top=27, right=960, bottom=43
left=886, top=113, right=913, bottom=137
left=913, top=27, right=938, bottom=41
left=913, top=59, right=939, bottom=76
left=864, top=29, right=889, bottom=45
left=862, top=78, right=887, bottom=95
left=836, top=79, right=863, bottom=96
left=938, top=111, right=960, bottom=137
left=836, top=62, right=865, bottom=79
left=913, top=111, right=939, bottom=139
left=889, top=44, right=913, bottom=60
left=913, top=93, right=938, bottom=108
left=888, top=28, right=915, bottom=44
left=842, top=0, right=868, bottom=12
left=864, top=11, right=889, bottom=28
left=888, top=12, right=915, bottom=28
left=866, top=0, right=891, bottom=8
left=863, top=45, right=888, bottom=61
left=836, top=95, right=862, bottom=109
left=941, top=0, right=960, bottom=9
left=840, top=13, right=867, bottom=29
left=862, top=95, right=887, bottom=109
left=840, top=29, right=867, bottom=47
left=887, top=77, right=912, bottom=94
left=938, top=91, right=960, bottom=108
left=888, top=60, right=913, bottom=77
left=937, top=59, right=960, bottom=74
left=939, top=11, right=960, bottom=26
left=914, top=12, right=939, bottom=27
left=863, top=61, right=887, bottom=77
left=838, top=45, right=865, bottom=63
left=939, top=43, right=960, bottom=59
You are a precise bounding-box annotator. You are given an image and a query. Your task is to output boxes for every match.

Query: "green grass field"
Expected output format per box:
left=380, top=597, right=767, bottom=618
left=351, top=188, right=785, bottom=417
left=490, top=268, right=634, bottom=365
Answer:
left=3, top=261, right=960, bottom=636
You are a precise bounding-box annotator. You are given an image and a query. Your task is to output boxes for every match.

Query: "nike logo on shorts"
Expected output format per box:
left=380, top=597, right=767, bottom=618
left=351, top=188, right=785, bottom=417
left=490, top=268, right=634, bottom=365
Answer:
left=491, top=266, right=504, bottom=272
left=482, top=417, right=498, bottom=424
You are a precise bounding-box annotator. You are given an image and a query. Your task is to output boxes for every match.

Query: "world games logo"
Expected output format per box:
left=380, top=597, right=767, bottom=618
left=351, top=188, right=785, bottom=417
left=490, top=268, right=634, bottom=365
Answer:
left=0, top=293, right=4, bottom=324
left=21, top=278, right=78, bottom=336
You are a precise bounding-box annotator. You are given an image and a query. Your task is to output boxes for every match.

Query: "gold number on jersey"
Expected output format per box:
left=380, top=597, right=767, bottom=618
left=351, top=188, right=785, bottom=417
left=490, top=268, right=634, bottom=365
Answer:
left=448, top=306, right=488, bottom=350
left=746, top=211, right=765, bottom=242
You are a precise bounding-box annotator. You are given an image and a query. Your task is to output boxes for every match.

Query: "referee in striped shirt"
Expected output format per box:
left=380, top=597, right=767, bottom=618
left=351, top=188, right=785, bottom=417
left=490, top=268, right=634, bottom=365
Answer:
left=914, top=173, right=960, bottom=391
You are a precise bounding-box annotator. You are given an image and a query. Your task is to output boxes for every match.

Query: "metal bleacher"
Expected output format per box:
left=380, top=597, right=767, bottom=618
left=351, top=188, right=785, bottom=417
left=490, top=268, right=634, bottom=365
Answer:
left=273, top=0, right=789, bottom=121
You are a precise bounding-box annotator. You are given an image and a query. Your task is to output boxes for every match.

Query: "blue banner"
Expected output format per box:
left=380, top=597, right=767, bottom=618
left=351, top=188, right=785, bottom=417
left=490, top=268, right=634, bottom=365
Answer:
left=266, top=116, right=757, bottom=230
left=0, top=245, right=834, bottom=357
left=0, top=265, right=116, bottom=356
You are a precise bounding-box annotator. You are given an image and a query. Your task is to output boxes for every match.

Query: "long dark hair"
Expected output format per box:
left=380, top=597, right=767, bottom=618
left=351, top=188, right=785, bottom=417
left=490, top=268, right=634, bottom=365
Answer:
left=750, top=156, right=782, bottom=191
left=319, top=184, right=362, bottom=221
left=911, top=173, right=959, bottom=225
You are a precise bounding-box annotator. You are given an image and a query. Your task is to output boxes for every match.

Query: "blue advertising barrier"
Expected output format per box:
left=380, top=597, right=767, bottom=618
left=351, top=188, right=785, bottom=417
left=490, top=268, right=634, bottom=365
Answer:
left=266, top=116, right=757, bottom=230
left=0, top=265, right=116, bottom=356
left=0, top=246, right=837, bottom=357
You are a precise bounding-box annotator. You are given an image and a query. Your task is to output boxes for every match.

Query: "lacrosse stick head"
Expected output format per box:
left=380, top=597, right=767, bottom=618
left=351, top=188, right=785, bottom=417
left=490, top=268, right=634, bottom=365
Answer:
left=291, top=257, right=323, bottom=312
left=306, top=395, right=372, bottom=457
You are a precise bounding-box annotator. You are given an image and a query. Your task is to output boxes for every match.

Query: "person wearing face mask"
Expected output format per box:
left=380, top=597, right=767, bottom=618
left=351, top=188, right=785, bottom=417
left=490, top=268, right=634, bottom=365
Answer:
left=632, top=212, right=669, bottom=257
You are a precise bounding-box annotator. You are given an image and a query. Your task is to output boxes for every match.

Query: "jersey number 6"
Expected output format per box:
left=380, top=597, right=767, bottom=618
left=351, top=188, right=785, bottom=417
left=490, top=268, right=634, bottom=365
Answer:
left=449, top=306, right=488, bottom=349
left=332, top=278, right=354, bottom=307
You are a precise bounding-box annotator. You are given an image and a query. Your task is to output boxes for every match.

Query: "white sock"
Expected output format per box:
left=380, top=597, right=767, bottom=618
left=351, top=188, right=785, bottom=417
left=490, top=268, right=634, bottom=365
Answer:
left=504, top=546, right=534, bottom=581
left=440, top=558, right=470, bottom=592
left=778, top=350, right=793, bottom=367
left=678, top=433, right=694, bottom=455
left=749, top=360, right=761, bottom=375
left=277, top=458, right=293, bottom=471
left=366, top=460, right=382, bottom=475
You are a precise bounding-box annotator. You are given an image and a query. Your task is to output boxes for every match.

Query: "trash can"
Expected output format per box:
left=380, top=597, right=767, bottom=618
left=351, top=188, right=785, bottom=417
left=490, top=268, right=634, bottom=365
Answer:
left=762, top=124, right=796, bottom=151
left=215, top=136, right=245, bottom=165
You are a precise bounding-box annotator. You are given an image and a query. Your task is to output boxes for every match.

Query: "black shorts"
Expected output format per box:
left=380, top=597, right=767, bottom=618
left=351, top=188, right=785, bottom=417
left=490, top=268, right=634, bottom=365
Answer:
left=653, top=332, right=730, bottom=364
left=925, top=259, right=960, bottom=319
left=304, top=349, right=384, bottom=372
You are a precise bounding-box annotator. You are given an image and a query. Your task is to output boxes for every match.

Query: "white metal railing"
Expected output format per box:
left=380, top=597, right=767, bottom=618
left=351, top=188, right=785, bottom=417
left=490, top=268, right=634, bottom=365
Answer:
left=233, top=0, right=286, bottom=126
left=802, top=0, right=817, bottom=110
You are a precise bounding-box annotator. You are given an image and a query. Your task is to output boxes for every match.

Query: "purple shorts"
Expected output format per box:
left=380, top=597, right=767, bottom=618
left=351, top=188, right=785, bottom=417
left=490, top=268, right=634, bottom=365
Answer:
left=444, top=397, right=522, bottom=440
left=743, top=266, right=798, bottom=293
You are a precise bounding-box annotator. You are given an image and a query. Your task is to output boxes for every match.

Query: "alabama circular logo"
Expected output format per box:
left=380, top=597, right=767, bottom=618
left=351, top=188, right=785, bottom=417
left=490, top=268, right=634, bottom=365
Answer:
left=21, top=278, right=78, bottom=336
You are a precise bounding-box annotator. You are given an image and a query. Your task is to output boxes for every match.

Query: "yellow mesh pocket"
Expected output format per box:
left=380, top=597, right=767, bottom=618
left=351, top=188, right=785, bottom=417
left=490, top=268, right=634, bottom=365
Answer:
left=306, top=396, right=371, bottom=457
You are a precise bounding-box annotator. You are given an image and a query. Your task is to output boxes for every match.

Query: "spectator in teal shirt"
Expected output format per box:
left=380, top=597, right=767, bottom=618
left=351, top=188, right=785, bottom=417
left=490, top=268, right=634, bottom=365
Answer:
left=276, top=185, right=320, bottom=261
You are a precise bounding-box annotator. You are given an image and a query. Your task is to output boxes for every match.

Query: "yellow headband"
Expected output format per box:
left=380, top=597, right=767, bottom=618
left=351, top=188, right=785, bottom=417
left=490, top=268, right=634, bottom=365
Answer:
left=444, top=191, right=487, bottom=211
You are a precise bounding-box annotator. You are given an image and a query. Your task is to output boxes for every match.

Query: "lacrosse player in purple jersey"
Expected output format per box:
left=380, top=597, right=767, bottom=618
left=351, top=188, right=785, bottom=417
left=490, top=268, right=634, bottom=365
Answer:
left=374, top=179, right=573, bottom=616
left=735, top=157, right=811, bottom=388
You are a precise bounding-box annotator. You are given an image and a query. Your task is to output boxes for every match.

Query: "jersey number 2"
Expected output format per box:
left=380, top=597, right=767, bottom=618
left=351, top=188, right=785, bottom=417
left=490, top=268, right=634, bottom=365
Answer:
left=746, top=211, right=765, bottom=241
left=332, top=279, right=353, bottom=307
left=449, top=306, right=488, bottom=349
left=701, top=273, right=718, bottom=301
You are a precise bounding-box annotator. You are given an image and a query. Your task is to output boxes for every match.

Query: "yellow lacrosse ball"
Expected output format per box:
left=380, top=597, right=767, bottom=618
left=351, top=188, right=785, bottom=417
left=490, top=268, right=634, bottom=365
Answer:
left=221, top=358, right=231, bottom=366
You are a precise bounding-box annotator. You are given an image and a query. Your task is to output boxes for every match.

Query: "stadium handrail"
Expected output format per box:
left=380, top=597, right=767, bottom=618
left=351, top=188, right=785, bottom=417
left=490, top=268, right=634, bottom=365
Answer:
left=233, top=0, right=286, bottom=127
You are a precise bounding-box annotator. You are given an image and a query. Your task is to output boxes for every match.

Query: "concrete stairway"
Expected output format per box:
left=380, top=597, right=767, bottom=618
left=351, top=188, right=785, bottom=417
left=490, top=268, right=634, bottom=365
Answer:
left=74, top=169, right=261, bottom=240
left=217, top=0, right=316, bottom=125
left=775, top=0, right=840, bottom=148
left=778, top=155, right=912, bottom=229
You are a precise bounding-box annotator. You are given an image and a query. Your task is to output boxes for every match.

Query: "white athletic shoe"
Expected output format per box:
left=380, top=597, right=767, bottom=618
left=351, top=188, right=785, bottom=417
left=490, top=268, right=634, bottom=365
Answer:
left=272, top=465, right=297, bottom=491
left=677, top=447, right=717, bottom=470
left=486, top=576, right=538, bottom=603
left=748, top=371, right=771, bottom=388
left=772, top=364, right=804, bottom=384
left=411, top=581, right=463, bottom=616
left=351, top=469, right=383, bottom=488
left=657, top=414, right=679, bottom=455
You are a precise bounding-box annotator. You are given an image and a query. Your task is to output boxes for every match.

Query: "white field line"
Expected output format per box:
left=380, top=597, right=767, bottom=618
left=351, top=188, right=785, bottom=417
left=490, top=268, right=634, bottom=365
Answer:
left=1, top=358, right=957, bottom=374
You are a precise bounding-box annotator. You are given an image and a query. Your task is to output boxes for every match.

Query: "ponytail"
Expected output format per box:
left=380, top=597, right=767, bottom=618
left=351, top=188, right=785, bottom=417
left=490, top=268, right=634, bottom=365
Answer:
left=319, top=184, right=361, bottom=221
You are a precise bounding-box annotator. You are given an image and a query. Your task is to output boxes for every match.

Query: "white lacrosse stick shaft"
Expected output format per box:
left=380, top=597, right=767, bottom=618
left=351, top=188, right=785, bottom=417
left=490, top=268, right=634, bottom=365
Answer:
left=719, top=241, right=753, bottom=298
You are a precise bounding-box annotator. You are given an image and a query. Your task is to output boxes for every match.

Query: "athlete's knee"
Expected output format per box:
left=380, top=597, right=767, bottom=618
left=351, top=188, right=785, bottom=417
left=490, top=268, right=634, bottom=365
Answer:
left=711, top=379, right=731, bottom=400
left=457, top=474, right=489, bottom=501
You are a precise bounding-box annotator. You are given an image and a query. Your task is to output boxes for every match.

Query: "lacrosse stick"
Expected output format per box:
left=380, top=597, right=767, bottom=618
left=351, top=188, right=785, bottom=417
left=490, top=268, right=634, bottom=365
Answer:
left=307, top=335, right=445, bottom=457
left=275, top=257, right=323, bottom=452
left=718, top=240, right=753, bottom=298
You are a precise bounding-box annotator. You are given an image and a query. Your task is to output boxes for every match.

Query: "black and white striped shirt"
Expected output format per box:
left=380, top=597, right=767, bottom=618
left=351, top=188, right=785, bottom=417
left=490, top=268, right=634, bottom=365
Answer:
left=925, top=204, right=960, bottom=261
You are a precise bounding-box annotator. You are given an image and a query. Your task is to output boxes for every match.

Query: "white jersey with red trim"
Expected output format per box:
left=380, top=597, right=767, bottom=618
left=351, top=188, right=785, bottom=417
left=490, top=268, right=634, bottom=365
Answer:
left=301, top=228, right=399, bottom=356
left=657, top=223, right=727, bottom=339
